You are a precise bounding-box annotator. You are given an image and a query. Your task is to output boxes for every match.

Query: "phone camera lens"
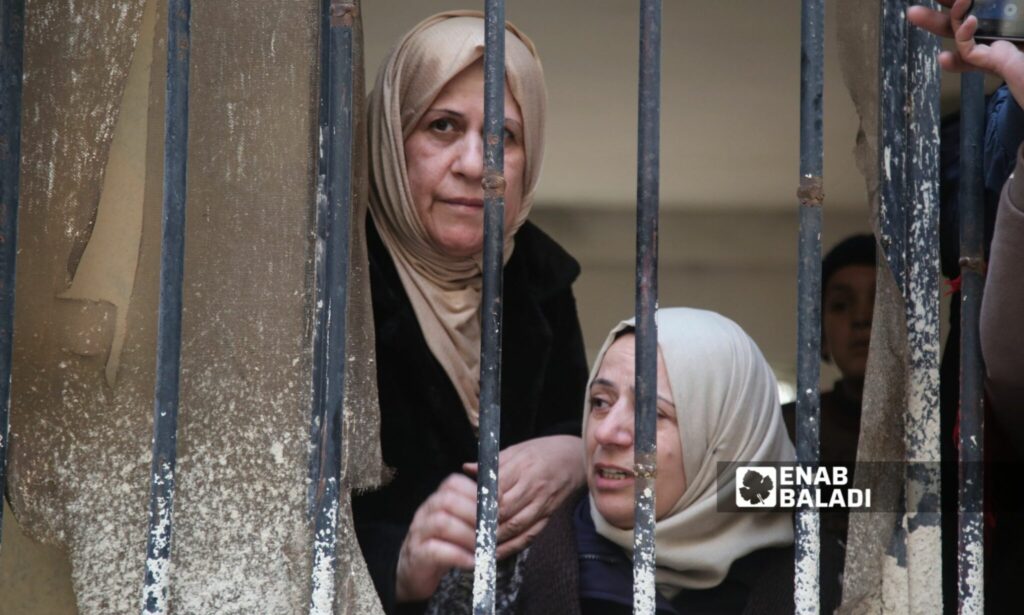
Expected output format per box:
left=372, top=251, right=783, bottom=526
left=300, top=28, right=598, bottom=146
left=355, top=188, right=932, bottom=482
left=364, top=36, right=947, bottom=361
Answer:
left=1006, top=3, right=1019, bottom=17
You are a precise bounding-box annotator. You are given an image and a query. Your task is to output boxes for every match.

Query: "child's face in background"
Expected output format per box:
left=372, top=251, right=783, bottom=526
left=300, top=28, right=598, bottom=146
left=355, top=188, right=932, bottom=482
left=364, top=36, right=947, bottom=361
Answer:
left=822, top=264, right=875, bottom=382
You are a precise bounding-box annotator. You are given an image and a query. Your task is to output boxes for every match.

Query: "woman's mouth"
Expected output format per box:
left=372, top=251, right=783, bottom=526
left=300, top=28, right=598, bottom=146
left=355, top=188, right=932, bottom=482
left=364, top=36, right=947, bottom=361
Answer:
left=593, top=464, right=634, bottom=489
left=441, top=197, right=484, bottom=208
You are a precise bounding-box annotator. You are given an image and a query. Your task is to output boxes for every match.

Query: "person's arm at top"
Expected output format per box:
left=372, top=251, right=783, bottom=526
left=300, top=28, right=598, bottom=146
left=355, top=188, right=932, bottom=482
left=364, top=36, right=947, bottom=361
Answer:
left=910, top=0, right=1024, bottom=442
left=984, top=151, right=1024, bottom=444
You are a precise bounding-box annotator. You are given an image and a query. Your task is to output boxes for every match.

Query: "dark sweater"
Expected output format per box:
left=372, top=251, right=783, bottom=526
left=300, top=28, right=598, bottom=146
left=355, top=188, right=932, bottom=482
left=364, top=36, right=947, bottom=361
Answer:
left=353, top=219, right=589, bottom=614
left=516, top=493, right=795, bottom=615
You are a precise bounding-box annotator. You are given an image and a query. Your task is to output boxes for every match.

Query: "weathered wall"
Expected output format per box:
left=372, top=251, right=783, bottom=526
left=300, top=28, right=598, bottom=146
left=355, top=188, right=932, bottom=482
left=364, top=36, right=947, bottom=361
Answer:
left=4, top=0, right=380, bottom=612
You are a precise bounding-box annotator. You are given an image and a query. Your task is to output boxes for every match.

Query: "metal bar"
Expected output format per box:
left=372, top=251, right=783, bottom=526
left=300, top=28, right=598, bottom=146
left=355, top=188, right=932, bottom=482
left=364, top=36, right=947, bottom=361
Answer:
left=879, top=0, right=909, bottom=294
left=307, top=0, right=332, bottom=508
left=472, top=1, right=506, bottom=612
left=633, top=1, right=661, bottom=613
left=956, top=70, right=985, bottom=615
left=794, top=0, right=824, bottom=612
left=308, top=1, right=357, bottom=613
left=904, top=7, right=943, bottom=614
left=141, top=1, right=191, bottom=612
left=0, top=0, right=25, bottom=555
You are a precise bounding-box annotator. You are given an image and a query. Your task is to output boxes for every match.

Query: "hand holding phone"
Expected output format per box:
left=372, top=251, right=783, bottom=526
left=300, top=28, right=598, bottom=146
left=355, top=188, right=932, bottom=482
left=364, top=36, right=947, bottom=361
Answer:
left=909, top=0, right=1024, bottom=110
left=968, top=0, right=1024, bottom=42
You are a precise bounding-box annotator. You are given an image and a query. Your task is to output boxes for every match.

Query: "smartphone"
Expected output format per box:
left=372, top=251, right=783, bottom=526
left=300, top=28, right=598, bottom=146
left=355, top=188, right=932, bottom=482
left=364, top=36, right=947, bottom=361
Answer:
left=969, top=0, right=1024, bottom=41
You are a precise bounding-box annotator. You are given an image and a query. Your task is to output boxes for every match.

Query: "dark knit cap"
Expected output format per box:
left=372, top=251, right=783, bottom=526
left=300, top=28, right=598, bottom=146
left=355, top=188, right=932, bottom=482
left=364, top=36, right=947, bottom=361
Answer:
left=822, top=234, right=877, bottom=295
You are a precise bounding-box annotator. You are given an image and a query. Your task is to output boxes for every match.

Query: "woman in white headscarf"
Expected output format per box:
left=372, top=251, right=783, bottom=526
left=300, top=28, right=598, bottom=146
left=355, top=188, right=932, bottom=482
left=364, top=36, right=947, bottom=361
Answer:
left=351, top=12, right=590, bottom=613
left=514, top=308, right=796, bottom=615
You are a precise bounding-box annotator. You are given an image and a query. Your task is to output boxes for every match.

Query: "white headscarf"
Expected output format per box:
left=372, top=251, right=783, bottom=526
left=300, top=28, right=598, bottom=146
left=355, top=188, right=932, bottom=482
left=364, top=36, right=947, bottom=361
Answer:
left=367, top=12, right=546, bottom=426
left=584, top=308, right=795, bottom=592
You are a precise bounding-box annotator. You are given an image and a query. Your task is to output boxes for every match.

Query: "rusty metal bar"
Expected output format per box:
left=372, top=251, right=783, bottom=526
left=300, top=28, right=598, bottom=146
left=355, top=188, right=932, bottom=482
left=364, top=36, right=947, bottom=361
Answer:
left=879, top=0, right=909, bottom=294
left=904, top=5, right=943, bottom=613
left=795, top=0, right=824, bottom=612
left=307, top=1, right=356, bottom=612
left=633, top=1, right=660, bottom=613
left=956, top=70, right=985, bottom=615
left=472, top=0, right=506, bottom=612
left=0, top=0, right=24, bottom=555
left=141, top=0, right=191, bottom=612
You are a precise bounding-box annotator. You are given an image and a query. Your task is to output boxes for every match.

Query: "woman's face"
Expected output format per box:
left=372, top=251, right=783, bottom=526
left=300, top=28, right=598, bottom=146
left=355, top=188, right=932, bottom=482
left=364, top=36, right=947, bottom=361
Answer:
left=404, top=61, right=526, bottom=258
left=822, top=264, right=875, bottom=382
left=585, top=334, right=686, bottom=530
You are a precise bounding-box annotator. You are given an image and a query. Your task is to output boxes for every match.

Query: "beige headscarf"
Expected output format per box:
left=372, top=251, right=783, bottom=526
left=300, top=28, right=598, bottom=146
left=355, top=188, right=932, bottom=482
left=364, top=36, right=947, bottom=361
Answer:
left=584, top=308, right=796, bottom=594
left=367, top=11, right=546, bottom=426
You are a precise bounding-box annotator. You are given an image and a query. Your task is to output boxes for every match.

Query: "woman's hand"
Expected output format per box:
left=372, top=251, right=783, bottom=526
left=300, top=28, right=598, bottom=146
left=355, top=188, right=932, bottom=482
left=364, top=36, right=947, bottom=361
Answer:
left=464, top=435, right=585, bottom=560
left=908, top=0, right=1024, bottom=107
left=395, top=474, right=477, bottom=603
left=395, top=436, right=583, bottom=603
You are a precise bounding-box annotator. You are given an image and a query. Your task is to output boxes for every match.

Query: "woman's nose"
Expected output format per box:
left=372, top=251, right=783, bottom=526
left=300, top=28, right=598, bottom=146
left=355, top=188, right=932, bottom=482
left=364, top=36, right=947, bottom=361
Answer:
left=451, top=133, right=484, bottom=179
left=594, top=402, right=634, bottom=448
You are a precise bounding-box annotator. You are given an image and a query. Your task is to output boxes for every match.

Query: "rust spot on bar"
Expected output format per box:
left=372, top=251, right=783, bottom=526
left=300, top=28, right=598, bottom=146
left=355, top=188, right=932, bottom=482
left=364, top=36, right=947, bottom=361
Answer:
left=634, top=458, right=657, bottom=480
left=483, top=173, right=506, bottom=199
left=797, top=176, right=824, bottom=207
left=958, top=256, right=987, bottom=275
left=330, top=1, right=358, bottom=27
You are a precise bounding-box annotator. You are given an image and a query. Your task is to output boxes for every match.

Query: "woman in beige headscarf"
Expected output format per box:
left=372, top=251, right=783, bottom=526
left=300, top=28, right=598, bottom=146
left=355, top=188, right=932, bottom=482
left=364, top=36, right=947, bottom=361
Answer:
left=351, top=12, right=590, bottom=613
left=514, top=308, right=796, bottom=615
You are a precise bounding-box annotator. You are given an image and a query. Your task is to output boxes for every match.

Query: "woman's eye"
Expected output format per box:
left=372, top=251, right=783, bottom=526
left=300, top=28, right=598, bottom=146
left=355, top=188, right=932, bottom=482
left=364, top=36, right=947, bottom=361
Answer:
left=589, top=396, right=610, bottom=411
left=429, top=118, right=455, bottom=133
left=503, top=127, right=517, bottom=143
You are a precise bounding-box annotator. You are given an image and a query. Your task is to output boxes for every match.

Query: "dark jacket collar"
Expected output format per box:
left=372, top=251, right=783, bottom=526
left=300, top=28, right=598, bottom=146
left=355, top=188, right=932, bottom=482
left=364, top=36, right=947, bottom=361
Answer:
left=366, top=218, right=580, bottom=449
left=574, top=498, right=679, bottom=614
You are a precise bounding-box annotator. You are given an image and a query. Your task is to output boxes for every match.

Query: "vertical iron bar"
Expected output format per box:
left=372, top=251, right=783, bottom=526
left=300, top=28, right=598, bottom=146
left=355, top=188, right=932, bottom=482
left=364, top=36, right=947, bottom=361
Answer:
left=795, top=0, right=824, bottom=612
left=0, top=0, right=24, bottom=554
left=633, top=1, right=660, bottom=613
left=308, top=1, right=356, bottom=613
left=905, top=6, right=943, bottom=614
left=879, top=0, right=909, bottom=294
left=141, top=1, right=190, bottom=612
left=308, top=0, right=332, bottom=508
left=956, top=70, right=985, bottom=615
left=472, top=1, right=505, bottom=613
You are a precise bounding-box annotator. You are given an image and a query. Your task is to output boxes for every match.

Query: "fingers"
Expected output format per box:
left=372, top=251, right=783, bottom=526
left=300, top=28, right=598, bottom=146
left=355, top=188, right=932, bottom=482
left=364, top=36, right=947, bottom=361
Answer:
left=395, top=536, right=473, bottom=603
left=907, top=5, right=955, bottom=38
left=939, top=49, right=975, bottom=73
left=408, top=474, right=478, bottom=551
left=950, top=0, right=973, bottom=23
left=418, top=538, right=475, bottom=569
left=425, top=475, right=478, bottom=538
left=395, top=473, right=480, bottom=602
left=496, top=486, right=544, bottom=543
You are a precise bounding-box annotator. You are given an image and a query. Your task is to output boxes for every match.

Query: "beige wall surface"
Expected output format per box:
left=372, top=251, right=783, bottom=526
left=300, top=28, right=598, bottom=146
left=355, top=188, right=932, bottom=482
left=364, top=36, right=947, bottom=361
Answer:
left=0, top=503, right=76, bottom=615
left=531, top=208, right=873, bottom=401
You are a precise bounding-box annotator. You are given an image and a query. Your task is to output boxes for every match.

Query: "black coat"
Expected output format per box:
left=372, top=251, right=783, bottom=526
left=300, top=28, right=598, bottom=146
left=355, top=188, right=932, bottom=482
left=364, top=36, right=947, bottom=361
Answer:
left=353, top=219, right=589, bottom=614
